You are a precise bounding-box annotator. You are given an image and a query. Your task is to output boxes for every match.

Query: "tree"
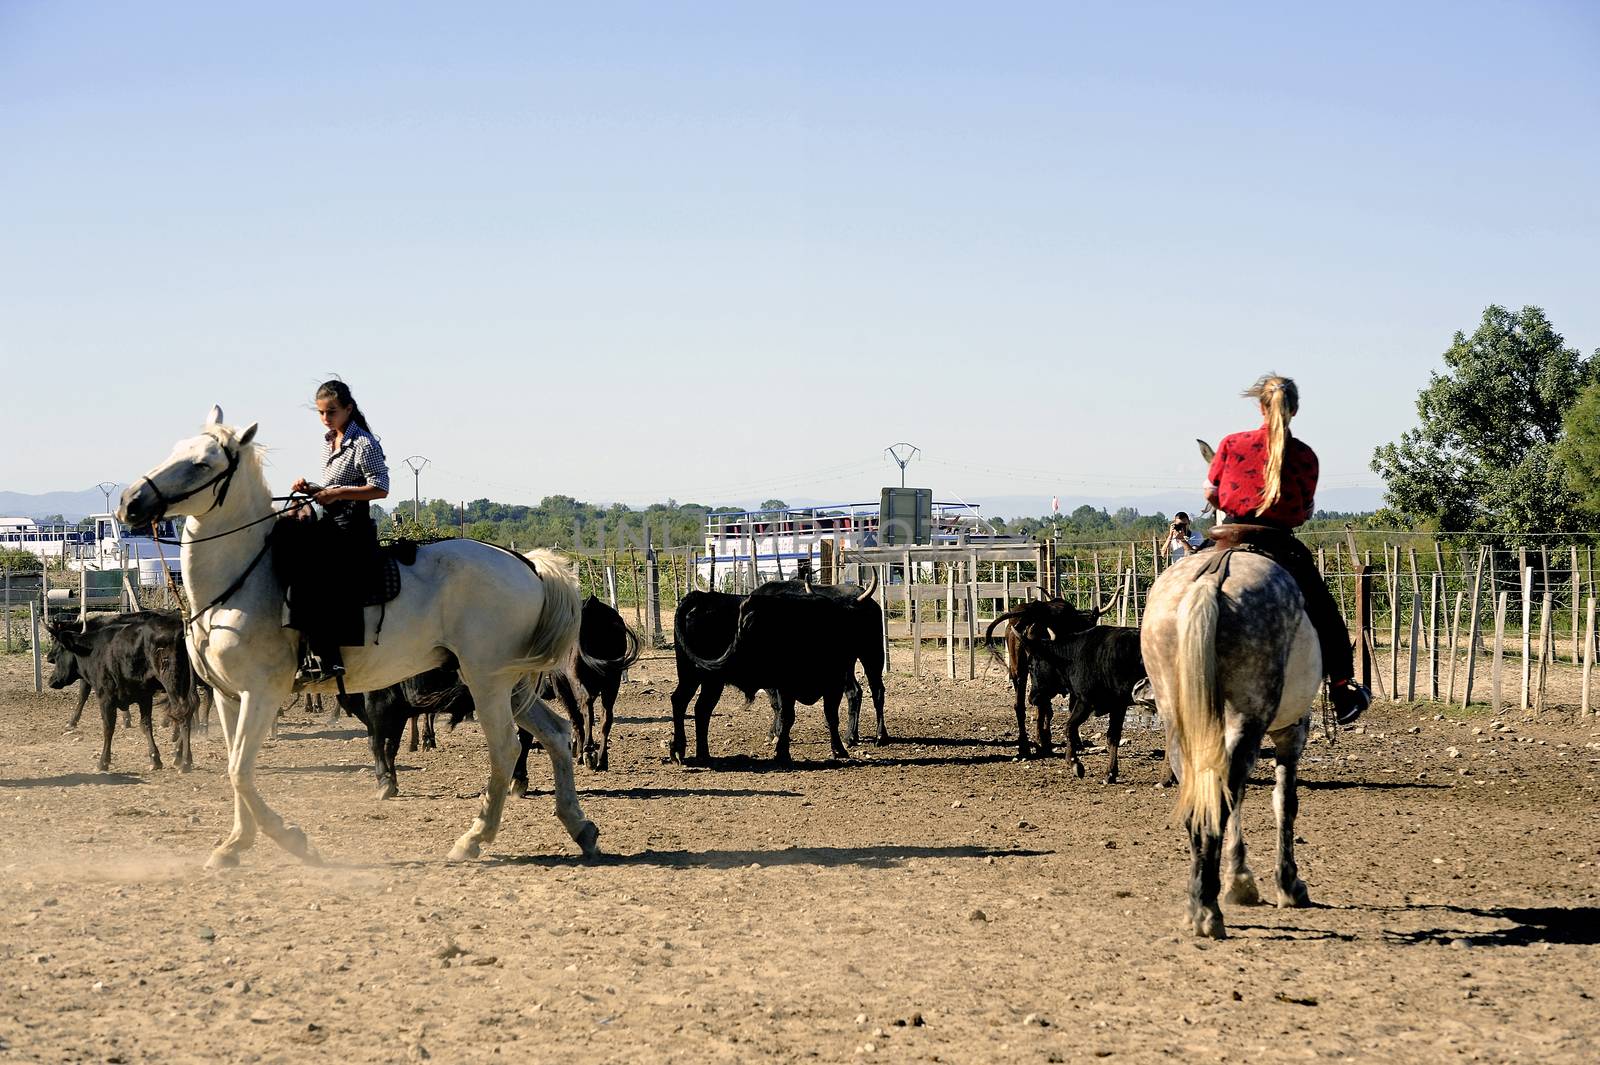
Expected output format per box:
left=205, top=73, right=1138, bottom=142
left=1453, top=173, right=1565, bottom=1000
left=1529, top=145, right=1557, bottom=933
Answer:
left=1558, top=381, right=1600, bottom=516
left=1370, top=305, right=1596, bottom=540
left=759, top=499, right=788, bottom=510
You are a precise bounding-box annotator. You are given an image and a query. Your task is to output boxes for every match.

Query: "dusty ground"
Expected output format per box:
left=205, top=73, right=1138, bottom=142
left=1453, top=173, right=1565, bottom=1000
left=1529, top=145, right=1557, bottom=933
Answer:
left=1, top=651, right=1598, bottom=1065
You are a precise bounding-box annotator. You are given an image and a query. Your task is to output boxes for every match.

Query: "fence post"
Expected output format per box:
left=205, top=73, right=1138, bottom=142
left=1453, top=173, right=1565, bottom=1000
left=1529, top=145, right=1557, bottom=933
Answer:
left=645, top=543, right=662, bottom=648
left=30, top=601, right=42, bottom=693
left=879, top=563, right=890, bottom=675
left=966, top=557, right=978, bottom=680
left=1520, top=565, right=1533, bottom=712
left=1388, top=546, right=1400, bottom=699
left=1428, top=573, right=1441, bottom=701
left=1583, top=598, right=1596, bottom=716
left=3, top=567, right=10, bottom=653
left=1406, top=591, right=1420, bottom=701
left=604, top=564, right=618, bottom=610
left=1491, top=591, right=1508, bottom=718
left=911, top=557, right=922, bottom=678
left=1446, top=590, right=1464, bottom=703
left=945, top=561, right=956, bottom=680
left=1461, top=548, right=1487, bottom=708
left=1354, top=565, right=1373, bottom=692
left=1534, top=593, right=1553, bottom=714
left=1572, top=546, right=1582, bottom=664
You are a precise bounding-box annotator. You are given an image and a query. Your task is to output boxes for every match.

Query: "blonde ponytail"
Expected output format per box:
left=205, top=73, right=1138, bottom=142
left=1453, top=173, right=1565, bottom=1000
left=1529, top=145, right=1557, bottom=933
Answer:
left=1244, top=373, right=1299, bottom=511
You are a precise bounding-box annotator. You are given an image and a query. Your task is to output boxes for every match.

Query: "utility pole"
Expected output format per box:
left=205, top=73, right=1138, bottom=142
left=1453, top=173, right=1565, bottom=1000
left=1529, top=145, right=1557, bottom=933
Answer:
left=96, top=482, right=119, bottom=514
left=402, top=456, right=429, bottom=523
left=885, top=443, right=920, bottom=488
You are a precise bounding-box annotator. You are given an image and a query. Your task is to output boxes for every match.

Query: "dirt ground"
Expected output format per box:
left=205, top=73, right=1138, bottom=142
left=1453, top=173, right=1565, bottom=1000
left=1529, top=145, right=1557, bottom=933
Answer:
left=1, top=651, right=1598, bottom=1065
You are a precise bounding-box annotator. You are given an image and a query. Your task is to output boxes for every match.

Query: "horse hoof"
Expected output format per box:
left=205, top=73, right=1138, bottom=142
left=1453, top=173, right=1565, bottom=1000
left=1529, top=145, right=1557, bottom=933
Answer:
left=282, top=826, right=323, bottom=865
left=376, top=783, right=398, bottom=801
left=205, top=848, right=240, bottom=871
left=1225, top=876, right=1263, bottom=907
left=447, top=839, right=482, bottom=862
left=1194, top=913, right=1228, bottom=940
left=875, top=734, right=890, bottom=747
left=1279, top=881, right=1311, bottom=908
left=575, top=821, right=601, bottom=859
left=1072, top=761, right=1085, bottom=779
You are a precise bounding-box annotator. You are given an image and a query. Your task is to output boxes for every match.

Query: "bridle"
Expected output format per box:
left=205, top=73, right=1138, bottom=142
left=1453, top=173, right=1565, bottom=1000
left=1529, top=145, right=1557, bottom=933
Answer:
left=136, top=440, right=309, bottom=623
left=137, top=442, right=242, bottom=522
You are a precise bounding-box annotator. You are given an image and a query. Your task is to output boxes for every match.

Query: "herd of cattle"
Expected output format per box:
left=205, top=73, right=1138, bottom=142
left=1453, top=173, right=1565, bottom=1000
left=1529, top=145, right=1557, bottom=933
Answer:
left=43, top=573, right=1158, bottom=789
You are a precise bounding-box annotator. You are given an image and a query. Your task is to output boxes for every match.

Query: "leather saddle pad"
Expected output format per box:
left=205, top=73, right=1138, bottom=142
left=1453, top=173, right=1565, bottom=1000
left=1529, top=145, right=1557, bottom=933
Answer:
left=364, top=555, right=402, bottom=607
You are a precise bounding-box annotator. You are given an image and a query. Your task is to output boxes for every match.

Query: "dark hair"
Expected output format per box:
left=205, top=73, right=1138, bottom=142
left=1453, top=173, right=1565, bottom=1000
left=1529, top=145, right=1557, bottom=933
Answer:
left=1175, top=511, right=1190, bottom=523
left=315, top=379, right=373, bottom=435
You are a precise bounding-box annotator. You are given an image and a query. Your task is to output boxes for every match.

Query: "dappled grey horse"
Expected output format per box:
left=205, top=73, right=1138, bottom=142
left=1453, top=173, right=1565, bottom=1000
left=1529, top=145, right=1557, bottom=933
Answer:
left=1141, top=547, right=1321, bottom=939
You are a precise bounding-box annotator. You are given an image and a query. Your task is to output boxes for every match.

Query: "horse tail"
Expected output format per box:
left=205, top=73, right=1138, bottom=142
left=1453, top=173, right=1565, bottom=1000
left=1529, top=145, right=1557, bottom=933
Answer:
left=1170, top=569, right=1232, bottom=836
left=498, top=548, right=583, bottom=680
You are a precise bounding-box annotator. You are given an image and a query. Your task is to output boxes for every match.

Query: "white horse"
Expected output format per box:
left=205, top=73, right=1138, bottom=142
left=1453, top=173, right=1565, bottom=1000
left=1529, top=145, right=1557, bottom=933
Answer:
left=1141, top=548, right=1320, bottom=939
left=118, top=407, right=599, bottom=868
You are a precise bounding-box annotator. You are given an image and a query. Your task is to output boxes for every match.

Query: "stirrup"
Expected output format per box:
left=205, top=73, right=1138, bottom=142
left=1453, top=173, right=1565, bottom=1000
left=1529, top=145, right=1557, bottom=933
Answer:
left=296, top=652, right=345, bottom=686
left=1329, top=679, right=1370, bottom=726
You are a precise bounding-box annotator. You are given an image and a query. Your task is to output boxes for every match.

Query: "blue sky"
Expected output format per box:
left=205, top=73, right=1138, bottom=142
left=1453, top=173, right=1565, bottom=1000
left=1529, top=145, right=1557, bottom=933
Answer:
left=3, top=1, right=1596, bottom=516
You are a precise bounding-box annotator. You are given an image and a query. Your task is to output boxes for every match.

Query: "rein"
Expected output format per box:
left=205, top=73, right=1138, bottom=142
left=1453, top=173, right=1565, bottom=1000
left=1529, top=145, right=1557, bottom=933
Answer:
left=140, top=441, right=315, bottom=627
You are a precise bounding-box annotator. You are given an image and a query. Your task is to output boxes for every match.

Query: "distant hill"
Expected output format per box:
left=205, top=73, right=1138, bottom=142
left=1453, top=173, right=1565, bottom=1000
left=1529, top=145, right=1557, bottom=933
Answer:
left=0, top=487, right=113, bottom=522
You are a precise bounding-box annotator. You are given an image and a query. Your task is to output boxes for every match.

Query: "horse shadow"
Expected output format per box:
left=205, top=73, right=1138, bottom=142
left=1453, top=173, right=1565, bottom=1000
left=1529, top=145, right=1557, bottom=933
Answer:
left=678, top=750, right=1019, bottom=773
left=891, top=734, right=1020, bottom=750
left=1235, top=903, right=1600, bottom=948
left=480, top=843, right=1053, bottom=871
left=0, top=772, right=146, bottom=788
left=524, top=785, right=802, bottom=800
left=1298, top=779, right=1451, bottom=791
left=276, top=727, right=368, bottom=741
left=1383, top=904, right=1600, bottom=947
left=259, top=763, right=372, bottom=776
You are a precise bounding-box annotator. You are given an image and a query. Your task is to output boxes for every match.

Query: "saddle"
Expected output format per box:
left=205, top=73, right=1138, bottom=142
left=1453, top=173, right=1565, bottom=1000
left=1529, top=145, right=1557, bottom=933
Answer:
left=1204, top=523, right=1291, bottom=568
left=365, top=547, right=405, bottom=606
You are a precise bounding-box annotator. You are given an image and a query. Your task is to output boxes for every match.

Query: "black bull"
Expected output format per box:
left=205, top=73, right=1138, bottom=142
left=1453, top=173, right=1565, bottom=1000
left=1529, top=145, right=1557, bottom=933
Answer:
left=47, top=611, right=202, bottom=772
left=671, top=574, right=879, bottom=766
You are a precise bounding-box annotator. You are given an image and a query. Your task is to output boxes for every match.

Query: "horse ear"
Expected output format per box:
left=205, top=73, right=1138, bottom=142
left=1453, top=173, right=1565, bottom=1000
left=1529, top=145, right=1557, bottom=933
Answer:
left=207, top=405, right=225, bottom=426
left=238, top=422, right=258, bottom=447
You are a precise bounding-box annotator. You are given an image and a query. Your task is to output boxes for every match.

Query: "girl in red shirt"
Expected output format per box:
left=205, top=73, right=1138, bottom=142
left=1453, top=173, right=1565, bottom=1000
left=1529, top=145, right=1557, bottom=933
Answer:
left=1204, top=374, right=1370, bottom=724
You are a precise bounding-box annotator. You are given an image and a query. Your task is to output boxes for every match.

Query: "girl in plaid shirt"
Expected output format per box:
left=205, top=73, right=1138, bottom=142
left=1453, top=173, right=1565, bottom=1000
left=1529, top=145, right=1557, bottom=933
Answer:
left=285, top=380, right=390, bottom=684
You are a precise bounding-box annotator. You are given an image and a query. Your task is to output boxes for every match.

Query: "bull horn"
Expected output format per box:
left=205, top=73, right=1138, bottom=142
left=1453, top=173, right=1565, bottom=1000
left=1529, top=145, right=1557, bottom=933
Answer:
left=1197, top=438, right=1216, bottom=464
left=1092, top=583, right=1124, bottom=618
left=856, top=567, right=880, bottom=601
